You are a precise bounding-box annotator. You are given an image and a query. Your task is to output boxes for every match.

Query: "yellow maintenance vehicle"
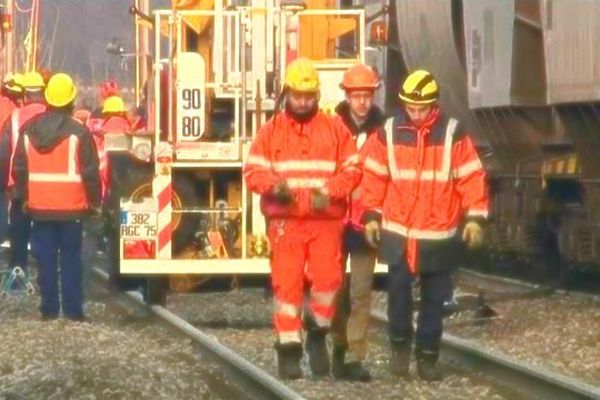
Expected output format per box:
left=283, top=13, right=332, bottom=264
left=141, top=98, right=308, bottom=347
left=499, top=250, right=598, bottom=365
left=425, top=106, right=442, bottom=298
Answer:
left=104, top=0, right=387, bottom=303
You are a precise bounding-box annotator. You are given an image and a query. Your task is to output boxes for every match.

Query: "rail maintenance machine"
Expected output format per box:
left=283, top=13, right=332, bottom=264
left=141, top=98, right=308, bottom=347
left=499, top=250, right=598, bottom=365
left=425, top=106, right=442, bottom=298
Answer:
left=104, top=0, right=388, bottom=304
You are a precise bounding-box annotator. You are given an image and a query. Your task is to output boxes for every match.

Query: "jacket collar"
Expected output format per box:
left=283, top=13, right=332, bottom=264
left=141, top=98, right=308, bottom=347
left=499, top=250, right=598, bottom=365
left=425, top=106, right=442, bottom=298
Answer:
left=335, top=101, right=385, bottom=136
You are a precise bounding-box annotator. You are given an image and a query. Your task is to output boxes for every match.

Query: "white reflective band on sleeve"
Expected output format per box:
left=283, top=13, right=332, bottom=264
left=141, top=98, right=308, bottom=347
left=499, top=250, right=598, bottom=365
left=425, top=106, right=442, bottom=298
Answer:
left=245, top=154, right=272, bottom=168
left=364, top=157, right=389, bottom=176
left=274, top=300, right=300, bottom=317
left=286, top=177, right=326, bottom=189
left=278, top=330, right=302, bottom=344
left=273, top=160, right=336, bottom=173
left=383, top=220, right=457, bottom=240
left=310, top=289, right=336, bottom=306
left=453, top=158, right=483, bottom=179
left=11, top=111, right=19, bottom=151
left=467, top=209, right=489, bottom=218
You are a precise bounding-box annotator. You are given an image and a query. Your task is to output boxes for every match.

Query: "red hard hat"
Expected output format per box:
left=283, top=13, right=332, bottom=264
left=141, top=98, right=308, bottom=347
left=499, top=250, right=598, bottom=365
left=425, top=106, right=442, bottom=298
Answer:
left=340, top=63, right=379, bottom=91
left=99, top=79, right=120, bottom=100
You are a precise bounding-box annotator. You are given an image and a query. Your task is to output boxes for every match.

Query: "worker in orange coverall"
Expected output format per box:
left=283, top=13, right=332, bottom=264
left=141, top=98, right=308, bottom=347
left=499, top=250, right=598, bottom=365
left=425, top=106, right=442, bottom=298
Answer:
left=244, top=58, right=361, bottom=379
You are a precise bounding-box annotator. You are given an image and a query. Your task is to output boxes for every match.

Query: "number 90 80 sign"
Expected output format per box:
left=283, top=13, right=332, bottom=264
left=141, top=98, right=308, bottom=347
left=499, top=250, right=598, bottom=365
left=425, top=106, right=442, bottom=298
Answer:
left=180, top=88, right=202, bottom=138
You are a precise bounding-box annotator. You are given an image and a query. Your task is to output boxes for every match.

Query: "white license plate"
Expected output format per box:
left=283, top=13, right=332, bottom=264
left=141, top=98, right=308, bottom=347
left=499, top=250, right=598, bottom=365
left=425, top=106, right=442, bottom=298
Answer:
left=120, top=211, right=157, bottom=238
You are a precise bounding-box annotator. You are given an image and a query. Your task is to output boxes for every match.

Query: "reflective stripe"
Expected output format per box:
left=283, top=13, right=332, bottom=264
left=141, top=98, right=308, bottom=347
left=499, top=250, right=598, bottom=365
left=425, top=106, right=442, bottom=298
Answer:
left=385, top=119, right=400, bottom=180
left=10, top=110, right=19, bottom=153
left=384, top=118, right=458, bottom=182
left=286, top=177, right=326, bottom=189
left=467, top=209, right=489, bottom=218
left=273, top=160, right=336, bottom=173
left=312, top=314, right=332, bottom=329
left=25, top=134, right=82, bottom=183
left=245, top=154, right=272, bottom=168
left=383, top=219, right=457, bottom=240
left=310, top=289, right=336, bottom=306
left=364, top=157, right=389, bottom=176
left=278, top=330, right=302, bottom=344
left=453, top=158, right=483, bottom=179
left=341, top=154, right=360, bottom=168
left=274, top=300, right=300, bottom=318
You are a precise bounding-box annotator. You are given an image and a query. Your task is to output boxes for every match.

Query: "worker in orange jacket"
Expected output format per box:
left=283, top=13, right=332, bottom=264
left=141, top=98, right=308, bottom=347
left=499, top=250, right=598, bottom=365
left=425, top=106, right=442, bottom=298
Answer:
left=0, top=74, right=24, bottom=243
left=329, top=63, right=385, bottom=381
left=361, top=70, right=489, bottom=381
left=13, top=73, right=101, bottom=321
left=244, top=58, right=361, bottom=379
left=0, top=72, right=48, bottom=274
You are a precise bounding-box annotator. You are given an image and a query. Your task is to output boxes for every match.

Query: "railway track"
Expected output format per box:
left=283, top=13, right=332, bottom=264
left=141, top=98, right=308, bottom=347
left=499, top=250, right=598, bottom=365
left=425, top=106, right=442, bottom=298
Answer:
left=90, top=268, right=305, bottom=400
left=370, top=310, right=600, bottom=400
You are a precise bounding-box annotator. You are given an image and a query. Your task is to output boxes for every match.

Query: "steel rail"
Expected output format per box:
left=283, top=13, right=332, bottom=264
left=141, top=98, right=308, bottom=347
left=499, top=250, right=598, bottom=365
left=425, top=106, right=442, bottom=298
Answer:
left=92, top=267, right=305, bottom=400
left=370, top=310, right=600, bottom=400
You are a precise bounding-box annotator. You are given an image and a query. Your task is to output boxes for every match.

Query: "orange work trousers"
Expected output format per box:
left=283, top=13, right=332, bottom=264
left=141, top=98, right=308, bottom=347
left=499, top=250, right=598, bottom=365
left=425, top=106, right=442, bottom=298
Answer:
left=268, top=218, right=343, bottom=344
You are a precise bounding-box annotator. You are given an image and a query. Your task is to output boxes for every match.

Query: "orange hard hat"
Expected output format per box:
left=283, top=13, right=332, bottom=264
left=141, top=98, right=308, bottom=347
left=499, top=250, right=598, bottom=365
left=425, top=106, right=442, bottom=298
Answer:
left=340, top=63, right=379, bottom=91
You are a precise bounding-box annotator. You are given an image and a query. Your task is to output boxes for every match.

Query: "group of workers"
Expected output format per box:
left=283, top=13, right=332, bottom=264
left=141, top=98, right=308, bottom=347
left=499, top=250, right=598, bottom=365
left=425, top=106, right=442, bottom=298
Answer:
left=0, top=71, right=132, bottom=321
left=0, top=57, right=488, bottom=382
left=244, top=58, right=488, bottom=381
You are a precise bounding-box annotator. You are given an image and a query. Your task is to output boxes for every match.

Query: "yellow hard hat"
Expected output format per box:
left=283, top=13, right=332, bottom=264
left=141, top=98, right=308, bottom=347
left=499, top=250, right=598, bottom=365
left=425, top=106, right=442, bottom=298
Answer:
left=398, top=69, right=439, bottom=105
left=284, top=58, right=320, bottom=92
left=45, top=73, right=77, bottom=107
left=3, top=73, right=24, bottom=94
left=102, top=95, right=126, bottom=114
left=22, top=72, right=45, bottom=91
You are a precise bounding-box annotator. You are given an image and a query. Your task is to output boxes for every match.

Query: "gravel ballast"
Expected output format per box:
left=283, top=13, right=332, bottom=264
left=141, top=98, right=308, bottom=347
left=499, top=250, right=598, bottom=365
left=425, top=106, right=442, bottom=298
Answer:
left=170, top=289, right=510, bottom=400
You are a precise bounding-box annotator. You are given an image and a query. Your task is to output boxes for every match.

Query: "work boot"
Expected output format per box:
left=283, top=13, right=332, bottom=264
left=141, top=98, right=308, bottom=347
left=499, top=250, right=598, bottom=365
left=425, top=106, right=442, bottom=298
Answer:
left=344, top=361, right=372, bottom=382
left=331, top=344, right=346, bottom=379
left=416, top=349, right=443, bottom=381
left=390, top=339, right=411, bottom=377
left=275, top=342, right=303, bottom=380
left=305, top=328, right=330, bottom=376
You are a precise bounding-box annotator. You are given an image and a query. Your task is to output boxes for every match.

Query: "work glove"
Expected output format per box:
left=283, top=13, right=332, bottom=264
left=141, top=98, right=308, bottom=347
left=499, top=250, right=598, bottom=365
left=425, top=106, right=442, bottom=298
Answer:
left=90, top=207, right=103, bottom=219
left=311, top=188, right=330, bottom=211
left=364, top=220, right=380, bottom=249
left=272, top=181, right=293, bottom=206
left=462, top=221, right=484, bottom=249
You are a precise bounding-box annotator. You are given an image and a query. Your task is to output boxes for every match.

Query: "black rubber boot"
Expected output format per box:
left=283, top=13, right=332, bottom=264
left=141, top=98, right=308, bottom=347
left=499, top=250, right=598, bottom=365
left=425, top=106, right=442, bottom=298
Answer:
left=345, top=361, right=372, bottom=382
left=305, top=328, right=330, bottom=376
left=275, top=342, right=303, bottom=380
left=390, top=339, right=411, bottom=377
left=331, top=344, right=346, bottom=379
left=416, top=349, right=443, bottom=381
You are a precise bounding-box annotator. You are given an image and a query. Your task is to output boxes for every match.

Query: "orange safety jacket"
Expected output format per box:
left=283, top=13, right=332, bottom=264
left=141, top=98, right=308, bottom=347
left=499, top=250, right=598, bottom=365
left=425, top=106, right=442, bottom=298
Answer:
left=333, top=101, right=386, bottom=231
left=24, top=134, right=89, bottom=213
left=244, top=110, right=361, bottom=219
left=6, top=103, right=47, bottom=189
left=97, top=115, right=131, bottom=199
left=361, top=107, right=489, bottom=273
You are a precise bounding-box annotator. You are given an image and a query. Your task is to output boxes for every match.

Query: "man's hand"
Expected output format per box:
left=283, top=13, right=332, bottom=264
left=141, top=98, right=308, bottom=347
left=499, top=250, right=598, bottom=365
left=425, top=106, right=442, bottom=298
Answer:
left=311, top=188, right=330, bottom=211
left=272, top=181, right=293, bottom=206
left=364, top=220, right=380, bottom=249
left=90, top=207, right=103, bottom=219
left=22, top=201, right=28, bottom=213
left=462, top=221, right=484, bottom=249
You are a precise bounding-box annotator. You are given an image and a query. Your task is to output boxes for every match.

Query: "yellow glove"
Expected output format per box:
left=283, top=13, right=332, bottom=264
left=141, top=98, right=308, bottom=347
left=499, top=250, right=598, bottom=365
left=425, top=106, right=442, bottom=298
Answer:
left=462, top=221, right=484, bottom=249
left=364, top=220, right=380, bottom=249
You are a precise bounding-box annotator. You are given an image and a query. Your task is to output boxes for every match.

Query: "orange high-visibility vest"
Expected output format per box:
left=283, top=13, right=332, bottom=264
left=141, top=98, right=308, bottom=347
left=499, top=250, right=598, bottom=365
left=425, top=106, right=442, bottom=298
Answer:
left=8, top=103, right=47, bottom=188
left=24, top=134, right=88, bottom=212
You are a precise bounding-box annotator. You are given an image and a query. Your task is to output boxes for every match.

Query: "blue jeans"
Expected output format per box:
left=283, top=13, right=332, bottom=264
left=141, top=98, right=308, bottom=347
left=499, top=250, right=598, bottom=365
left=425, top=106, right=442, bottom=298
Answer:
left=0, top=192, right=8, bottom=243
left=31, top=220, right=84, bottom=318
left=9, top=199, right=31, bottom=269
left=388, top=260, right=452, bottom=353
